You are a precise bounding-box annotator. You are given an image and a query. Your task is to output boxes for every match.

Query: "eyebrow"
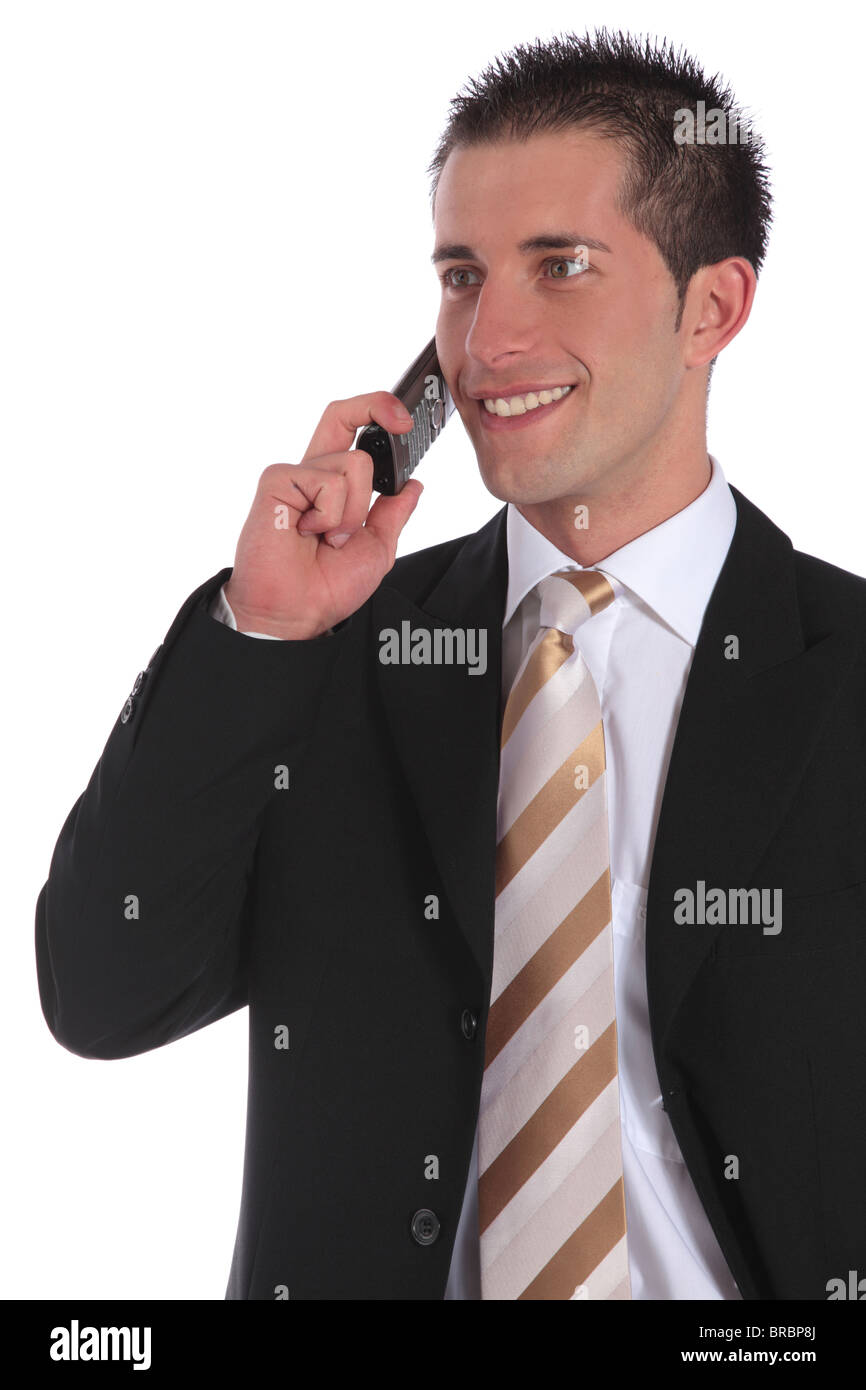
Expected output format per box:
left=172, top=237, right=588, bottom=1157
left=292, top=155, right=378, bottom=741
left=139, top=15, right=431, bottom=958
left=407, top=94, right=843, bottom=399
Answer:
left=430, top=231, right=613, bottom=265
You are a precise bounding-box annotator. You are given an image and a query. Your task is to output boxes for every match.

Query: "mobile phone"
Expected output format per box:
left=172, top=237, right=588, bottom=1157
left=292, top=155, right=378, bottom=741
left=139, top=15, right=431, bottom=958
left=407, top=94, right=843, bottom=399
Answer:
left=355, top=337, right=455, bottom=494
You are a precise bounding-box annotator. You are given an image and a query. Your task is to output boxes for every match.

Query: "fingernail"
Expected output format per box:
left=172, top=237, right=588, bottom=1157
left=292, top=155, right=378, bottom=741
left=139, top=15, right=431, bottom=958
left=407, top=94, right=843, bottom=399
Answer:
left=394, top=403, right=411, bottom=419
left=328, top=532, right=351, bottom=548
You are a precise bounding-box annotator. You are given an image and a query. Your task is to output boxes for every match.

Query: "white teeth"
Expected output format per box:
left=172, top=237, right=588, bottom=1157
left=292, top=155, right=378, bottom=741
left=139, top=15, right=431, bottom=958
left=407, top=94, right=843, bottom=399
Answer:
left=482, top=385, right=572, bottom=417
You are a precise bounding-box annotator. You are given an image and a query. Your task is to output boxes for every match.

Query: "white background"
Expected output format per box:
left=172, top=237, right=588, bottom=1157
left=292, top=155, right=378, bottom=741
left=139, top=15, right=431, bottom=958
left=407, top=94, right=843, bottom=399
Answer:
left=5, top=0, right=864, bottom=1299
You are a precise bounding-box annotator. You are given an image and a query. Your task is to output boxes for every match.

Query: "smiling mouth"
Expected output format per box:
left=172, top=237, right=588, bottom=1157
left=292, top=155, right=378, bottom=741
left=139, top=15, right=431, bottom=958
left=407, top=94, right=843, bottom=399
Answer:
left=476, top=385, right=577, bottom=432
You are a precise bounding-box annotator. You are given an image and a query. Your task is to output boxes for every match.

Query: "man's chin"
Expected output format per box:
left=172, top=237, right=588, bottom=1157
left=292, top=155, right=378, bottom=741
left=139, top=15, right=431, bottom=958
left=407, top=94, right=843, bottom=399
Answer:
left=475, top=457, right=575, bottom=507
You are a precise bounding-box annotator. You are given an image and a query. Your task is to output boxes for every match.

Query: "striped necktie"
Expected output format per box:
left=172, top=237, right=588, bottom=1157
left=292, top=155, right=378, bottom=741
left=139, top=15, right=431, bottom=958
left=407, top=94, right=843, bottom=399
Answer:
left=478, top=567, right=631, bottom=1300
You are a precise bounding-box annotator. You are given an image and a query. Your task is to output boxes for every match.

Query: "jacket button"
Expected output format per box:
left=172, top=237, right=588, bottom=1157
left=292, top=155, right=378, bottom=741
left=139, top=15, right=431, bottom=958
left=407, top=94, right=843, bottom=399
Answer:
left=410, top=1209, right=440, bottom=1245
left=460, top=1008, right=477, bottom=1040
left=120, top=697, right=135, bottom=724
left=130, top=670, right=146, bottom=696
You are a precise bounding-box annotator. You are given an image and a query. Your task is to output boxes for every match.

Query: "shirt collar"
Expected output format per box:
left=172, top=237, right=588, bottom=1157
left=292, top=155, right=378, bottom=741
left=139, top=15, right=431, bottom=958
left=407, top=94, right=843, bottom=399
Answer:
left=503, top=454, right=737, bottom=646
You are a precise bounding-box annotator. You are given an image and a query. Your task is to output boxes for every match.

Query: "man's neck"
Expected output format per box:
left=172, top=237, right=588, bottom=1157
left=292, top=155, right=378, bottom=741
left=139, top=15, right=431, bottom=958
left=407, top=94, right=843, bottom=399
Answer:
left=515, top=449, right=713, bottom=566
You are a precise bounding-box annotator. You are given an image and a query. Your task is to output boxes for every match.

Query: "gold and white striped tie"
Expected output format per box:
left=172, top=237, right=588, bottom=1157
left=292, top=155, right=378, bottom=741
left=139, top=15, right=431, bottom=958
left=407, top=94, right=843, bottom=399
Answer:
left=478, top=567, right=631, bottom=1300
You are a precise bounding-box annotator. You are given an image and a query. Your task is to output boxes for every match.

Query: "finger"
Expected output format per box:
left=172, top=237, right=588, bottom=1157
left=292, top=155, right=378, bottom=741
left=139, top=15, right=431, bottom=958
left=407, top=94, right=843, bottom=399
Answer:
left=320, top=450, right=375, bottom=543
left=359, top=479, right=424, bottom=562
left=300, top=391, right=414, bottom=466
left=261, top=464, right=348, bottom=534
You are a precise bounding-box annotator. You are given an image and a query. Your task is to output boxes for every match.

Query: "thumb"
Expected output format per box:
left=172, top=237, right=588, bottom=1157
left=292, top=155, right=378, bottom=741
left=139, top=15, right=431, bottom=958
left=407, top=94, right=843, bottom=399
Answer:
left=363, top=479, right=424, bottom=555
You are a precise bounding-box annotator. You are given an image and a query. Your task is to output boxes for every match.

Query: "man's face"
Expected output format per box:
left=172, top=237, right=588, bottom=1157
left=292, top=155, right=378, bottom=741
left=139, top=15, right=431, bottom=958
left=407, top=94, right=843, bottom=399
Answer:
left=432, top=129, right=689, bottom=506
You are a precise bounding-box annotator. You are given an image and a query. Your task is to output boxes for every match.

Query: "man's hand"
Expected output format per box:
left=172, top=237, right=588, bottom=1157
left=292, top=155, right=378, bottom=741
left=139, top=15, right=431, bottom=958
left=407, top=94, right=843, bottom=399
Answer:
left=223, top=392, right=422, bottom=639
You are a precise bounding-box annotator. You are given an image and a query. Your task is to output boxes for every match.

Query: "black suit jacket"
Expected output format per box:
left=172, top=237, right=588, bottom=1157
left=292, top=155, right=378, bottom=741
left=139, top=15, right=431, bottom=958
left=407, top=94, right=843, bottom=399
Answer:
left=35, top=486, right=866, bottom=1300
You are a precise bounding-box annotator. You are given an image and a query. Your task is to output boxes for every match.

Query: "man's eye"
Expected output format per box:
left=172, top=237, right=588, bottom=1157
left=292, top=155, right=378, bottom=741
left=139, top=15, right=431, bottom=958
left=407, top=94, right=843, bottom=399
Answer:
left=439, top=267, right=481, bottom=288
left=546, top=256, right=589, bottom=279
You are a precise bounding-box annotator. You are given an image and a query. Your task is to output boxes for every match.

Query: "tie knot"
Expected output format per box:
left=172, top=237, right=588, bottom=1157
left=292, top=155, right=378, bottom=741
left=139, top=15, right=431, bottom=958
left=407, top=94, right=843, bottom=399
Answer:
left=536, top=567, right=617, bottom=636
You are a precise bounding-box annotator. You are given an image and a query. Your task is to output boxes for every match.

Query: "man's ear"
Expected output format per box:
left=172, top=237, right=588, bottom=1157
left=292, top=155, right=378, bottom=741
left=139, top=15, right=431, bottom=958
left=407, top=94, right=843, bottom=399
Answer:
left=682, top=257, right=757, bottom=368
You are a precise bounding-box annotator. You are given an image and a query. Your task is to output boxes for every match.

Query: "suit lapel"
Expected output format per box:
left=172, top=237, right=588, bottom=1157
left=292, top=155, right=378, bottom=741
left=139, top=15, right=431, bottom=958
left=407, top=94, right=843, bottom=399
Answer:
left=646, top=486, right=856, bottom=1058
left=372, top=506, right=509, bottom=985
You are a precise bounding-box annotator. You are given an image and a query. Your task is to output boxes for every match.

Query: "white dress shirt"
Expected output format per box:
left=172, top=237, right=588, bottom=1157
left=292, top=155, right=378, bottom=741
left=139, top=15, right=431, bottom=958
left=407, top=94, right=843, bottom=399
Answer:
left=210, top=453, right=744, bottom=1300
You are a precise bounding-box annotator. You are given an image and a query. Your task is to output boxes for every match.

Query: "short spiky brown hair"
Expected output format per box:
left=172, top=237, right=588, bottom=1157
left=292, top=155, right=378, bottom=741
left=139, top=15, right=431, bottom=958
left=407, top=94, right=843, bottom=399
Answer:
left=427, top=29, right=772, bottom=371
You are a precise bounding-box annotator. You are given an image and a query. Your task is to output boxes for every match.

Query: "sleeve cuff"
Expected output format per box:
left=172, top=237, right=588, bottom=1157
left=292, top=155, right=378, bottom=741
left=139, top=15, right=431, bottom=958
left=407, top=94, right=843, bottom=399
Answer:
left=209, top=583, right=334, bottom=639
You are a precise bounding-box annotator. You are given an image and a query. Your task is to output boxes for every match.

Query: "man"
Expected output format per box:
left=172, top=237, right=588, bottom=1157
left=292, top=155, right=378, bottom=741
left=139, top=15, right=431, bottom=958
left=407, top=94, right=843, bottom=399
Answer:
left=35, top=30, right=866, bottom=1300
